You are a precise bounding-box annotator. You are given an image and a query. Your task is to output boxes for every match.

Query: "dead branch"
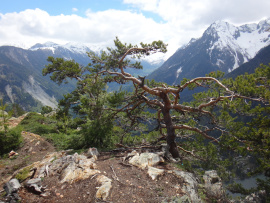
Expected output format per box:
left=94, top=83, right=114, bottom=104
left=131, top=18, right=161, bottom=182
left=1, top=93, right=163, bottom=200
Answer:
left=177, top=146, right=205, bottom=161
left=180, top=77, right=233, bottom=94
left=173, top=124, right=219, bottom=143
left=110, top=165, right=119, bottom=181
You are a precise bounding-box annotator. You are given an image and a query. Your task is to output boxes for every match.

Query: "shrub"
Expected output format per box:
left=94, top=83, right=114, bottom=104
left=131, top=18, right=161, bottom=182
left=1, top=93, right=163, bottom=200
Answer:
left=19, top=112, right=58, bottom=135
left=0, top=127, right=22, bottom=155
left=81, top=117, right=114, bottom=149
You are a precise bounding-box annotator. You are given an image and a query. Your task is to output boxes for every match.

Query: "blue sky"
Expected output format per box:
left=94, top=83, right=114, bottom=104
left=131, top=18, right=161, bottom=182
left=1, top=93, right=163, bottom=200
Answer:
left=1, top=0, right=126, bottom=16
left=0, top=0, right=269, bottom=58
left=0, top=0, right=162, bottom=21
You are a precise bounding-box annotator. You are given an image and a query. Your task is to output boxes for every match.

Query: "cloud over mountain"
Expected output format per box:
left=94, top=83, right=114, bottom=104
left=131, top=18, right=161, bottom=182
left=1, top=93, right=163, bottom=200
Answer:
left=1, top=0, right=269, bottom=59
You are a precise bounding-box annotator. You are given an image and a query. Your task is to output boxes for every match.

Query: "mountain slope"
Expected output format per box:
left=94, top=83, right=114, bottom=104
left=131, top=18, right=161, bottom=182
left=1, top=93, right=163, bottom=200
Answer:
left=226, top=44, right=270, bottom=78
left=148, top=18, right=270, bottom=85
left=0, top=42, right=162, bottom=110
left=0, top=44, right=89, bottom=110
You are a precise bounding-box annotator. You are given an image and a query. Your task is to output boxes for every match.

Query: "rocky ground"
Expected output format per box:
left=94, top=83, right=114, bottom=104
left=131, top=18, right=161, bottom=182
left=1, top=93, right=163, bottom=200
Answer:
left=0, top=116, right=266, bottom=203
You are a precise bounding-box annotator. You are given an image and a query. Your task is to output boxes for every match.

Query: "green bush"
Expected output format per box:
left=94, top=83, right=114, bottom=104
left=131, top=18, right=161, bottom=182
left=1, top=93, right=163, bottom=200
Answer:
left=44, top=132, right=84, bottom=150
left=82, top=117, right=114, bottom=148
left=0, top=127, right=22, bottom=155
left=41, top=106, right=53, bottom=116
left=19, top=112, right=58, bottom=135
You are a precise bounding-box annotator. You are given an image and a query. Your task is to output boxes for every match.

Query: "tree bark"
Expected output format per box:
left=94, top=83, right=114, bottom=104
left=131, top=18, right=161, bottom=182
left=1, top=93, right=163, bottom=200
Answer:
left=160, top=92, right=180, bottom=159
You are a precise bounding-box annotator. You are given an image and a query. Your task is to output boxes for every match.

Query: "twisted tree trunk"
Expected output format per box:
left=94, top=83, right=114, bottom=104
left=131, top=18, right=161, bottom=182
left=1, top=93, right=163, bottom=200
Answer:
left=160, top=92, right=180, bottom=159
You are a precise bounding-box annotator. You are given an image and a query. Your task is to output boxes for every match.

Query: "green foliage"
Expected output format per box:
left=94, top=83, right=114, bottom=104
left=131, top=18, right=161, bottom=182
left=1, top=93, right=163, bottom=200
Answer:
left=15, top=166, right=31, bottom=182
left=19, top=112, right=58, bottom=135
left=43, top=57, right=82, bottom=85
left=41, top=106, right=53, bottom=116
left=0, top=127, right=22, bottom=156
left=256, top=177, right=270, bottom=201
left=42, top=37, right=270, bottom=201
left=42, top=37, right=167, bottom=149
left=44, top=132, right=84, bottom=150
left=0, top=99, right=11, bottom=132
left=107, top=89, right=126, bottom=108
left=19, top=112, right=85, bottom=150
left=82, top=116, right=114, bottom=148
left=0, top=100, right=22, bottom=156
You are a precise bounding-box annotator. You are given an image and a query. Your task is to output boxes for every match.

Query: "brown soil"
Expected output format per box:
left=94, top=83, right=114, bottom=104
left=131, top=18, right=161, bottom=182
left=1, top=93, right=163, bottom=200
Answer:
left=0, top=116, right=187, bottom=203
left=0, top=115, right=55, bottom=189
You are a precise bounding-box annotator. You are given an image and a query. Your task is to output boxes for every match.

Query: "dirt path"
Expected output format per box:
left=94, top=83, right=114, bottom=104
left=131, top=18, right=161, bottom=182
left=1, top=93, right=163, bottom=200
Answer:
left=0, top=115, right=56, bottom=188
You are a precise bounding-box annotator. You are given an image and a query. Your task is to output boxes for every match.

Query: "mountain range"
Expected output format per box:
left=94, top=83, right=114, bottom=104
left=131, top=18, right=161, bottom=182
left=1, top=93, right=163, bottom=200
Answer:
left=0, top=42, right=161, bottom=110
left=0, top=18, right=269, bottom=110
left=148, top=18, right=270, bottom=85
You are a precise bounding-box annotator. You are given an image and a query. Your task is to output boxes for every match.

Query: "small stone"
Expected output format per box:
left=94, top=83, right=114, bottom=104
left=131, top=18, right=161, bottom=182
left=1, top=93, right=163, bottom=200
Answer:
left=26, top=178, right=42, bottom=187
left=9, top=150, right=18, bottom=158
left=87, top=147, right=99, bottom=159
left=40, top=192, right=50, bottom=197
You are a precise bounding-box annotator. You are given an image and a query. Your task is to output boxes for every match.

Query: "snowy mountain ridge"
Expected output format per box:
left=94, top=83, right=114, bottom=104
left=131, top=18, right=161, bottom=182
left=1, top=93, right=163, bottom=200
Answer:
left=148, top=18, right=270, bottom=86
left=29, top=41, right=93, bottom=55
left=28, top=41, right=165, bottom=65
left=205, top=18, right=270, bottom=71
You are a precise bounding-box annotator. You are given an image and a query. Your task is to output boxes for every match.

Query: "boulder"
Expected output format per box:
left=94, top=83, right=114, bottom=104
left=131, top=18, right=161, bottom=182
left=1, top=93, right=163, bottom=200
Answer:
left=203, top=170, right=225, bottom=199
left=243, top=190, right=266, bottom=203
left=25, top=178, right=44, bottom=194
left=21, top=151, right=100, bottom=184
left=48, top=153, right=100, bottom=183
left=147, top=166, right=164, bottom=180
left=96, top=175, right=112, bottom=200
left=173, top=170, right=202, bottom=203
left=3, top=179, right=21, bottom=195
left=128, top=152, right=164, bottom=169
left=3, top=179, right=21, bottom=203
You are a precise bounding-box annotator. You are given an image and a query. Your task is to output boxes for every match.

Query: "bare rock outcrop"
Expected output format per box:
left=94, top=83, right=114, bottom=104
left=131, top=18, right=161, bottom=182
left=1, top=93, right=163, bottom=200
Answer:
left=128, top=151, right=164, bottom=169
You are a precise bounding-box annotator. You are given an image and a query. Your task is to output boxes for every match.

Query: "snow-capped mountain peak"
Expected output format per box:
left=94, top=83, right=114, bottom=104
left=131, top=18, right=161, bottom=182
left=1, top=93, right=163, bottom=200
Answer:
left=29, top=41, right=92, bottom=55
left=61, top=42, right=92, bottom=54
left=206, top=18, right=270, bottom=71
left=148, top=18, right=270, bottom=86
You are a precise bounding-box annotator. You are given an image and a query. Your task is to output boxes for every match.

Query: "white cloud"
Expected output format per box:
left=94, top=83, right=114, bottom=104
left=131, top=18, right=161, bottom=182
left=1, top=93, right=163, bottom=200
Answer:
left=0, top=0, right=269, bottom=59
left=0, top=8, right=174, bottom=57
left=72, top=8, right=78, bottom=12
left=123, top=0, right=270, bottom=55
left=124, top=0, right=270, bottom=26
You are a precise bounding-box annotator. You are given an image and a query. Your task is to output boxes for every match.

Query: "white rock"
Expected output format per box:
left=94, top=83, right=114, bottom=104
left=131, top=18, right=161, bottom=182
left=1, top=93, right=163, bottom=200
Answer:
left=128, top=153, right=164, bottom=169
left=173, top=170, right=202, bottom=203
left=96, top=175, right=112, bottom=200
left=147, top=166, right=164, bottom=180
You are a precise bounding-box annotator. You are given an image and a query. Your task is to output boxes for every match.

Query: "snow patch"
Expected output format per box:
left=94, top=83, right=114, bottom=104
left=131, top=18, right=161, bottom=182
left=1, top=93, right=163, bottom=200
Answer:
left=207, top=18, right=270, bottom=71
left=216, top=59, right=224, bottom=67
left=176, top=66, right=183, bottom=78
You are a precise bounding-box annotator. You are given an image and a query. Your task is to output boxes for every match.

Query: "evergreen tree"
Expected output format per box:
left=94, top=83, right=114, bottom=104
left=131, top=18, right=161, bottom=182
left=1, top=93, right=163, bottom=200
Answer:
left=43, top=38, right=270, bottom=168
